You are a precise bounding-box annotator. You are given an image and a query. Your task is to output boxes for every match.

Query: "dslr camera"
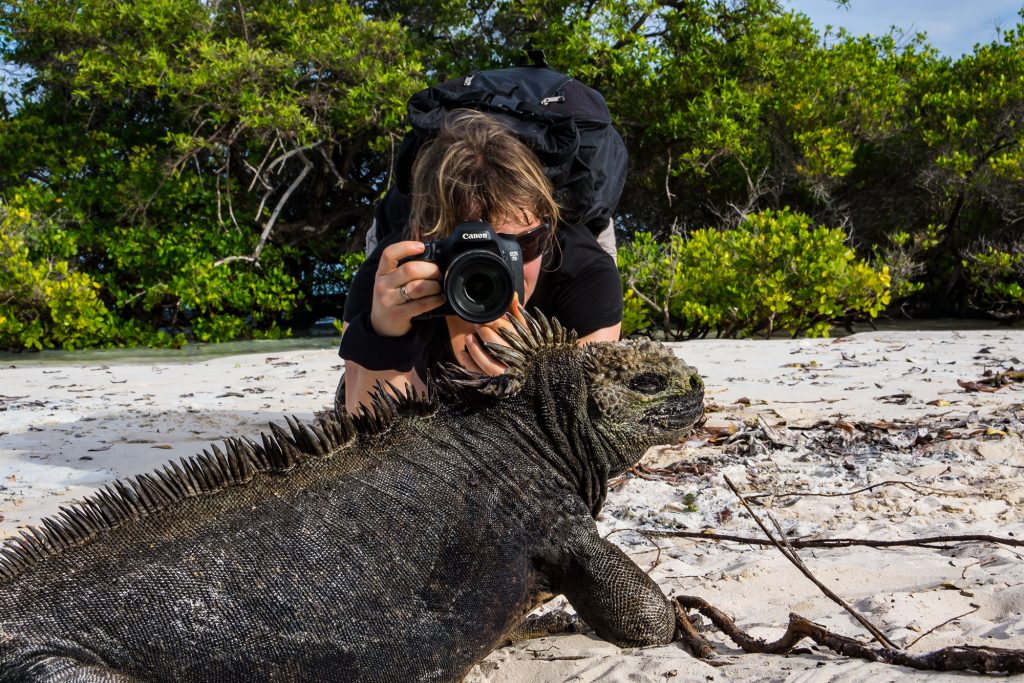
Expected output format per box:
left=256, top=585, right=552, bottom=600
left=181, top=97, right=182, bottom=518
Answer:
left=400, top=220, right=525, bottom=324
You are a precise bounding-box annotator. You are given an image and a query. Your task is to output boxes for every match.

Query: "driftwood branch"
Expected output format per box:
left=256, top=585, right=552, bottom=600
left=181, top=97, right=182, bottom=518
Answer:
left=742, top=479, right=968, bottom=501
left=672, top=600, right=716, bottom=659
left=603, top=528, right=664, bottom=571
left=638, top=528, right=1024, bottom=550
left=674, top=595, right=1024, bottom=674
left=724, top=475, right=899, bottom=650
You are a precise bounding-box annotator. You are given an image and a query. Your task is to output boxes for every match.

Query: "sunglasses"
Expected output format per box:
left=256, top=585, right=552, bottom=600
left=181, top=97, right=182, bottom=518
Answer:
left=499, top=222, right=551, bottom=262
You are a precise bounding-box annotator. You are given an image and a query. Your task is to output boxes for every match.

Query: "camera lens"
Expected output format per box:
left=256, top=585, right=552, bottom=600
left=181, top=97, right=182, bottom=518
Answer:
left=445, top=251, right=515, bottom=324
left=464, top=271, right=498, bottom=304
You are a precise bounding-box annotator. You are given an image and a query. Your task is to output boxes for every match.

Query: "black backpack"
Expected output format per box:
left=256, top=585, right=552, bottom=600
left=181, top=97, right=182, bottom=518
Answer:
left=373, top=56, right=628, bottom=241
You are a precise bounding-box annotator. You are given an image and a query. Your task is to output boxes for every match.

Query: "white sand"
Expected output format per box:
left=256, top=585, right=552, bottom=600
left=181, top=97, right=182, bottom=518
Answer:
left=2, top=329, right=1022, bottom=681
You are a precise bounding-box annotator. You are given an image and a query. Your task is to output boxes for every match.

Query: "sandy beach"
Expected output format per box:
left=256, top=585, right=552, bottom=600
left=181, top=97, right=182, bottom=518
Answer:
left=1, top=329, right=1022, bottom=681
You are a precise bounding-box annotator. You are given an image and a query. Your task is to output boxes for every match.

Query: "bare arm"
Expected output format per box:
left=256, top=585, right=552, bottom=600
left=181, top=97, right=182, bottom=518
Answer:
left=343, top=357, right=425, bottom=415
left=341, top=240, right=443, bottom=413
left=579, top=323, right=621, bottom=344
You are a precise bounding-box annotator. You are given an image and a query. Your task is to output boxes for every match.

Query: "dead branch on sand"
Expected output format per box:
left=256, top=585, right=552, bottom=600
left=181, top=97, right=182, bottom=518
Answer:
left=723, top=475, right=898, bottom=649
left=674, top=595, right=1024, bottom=674
left=665, top=476, right=1024, bottom=674
left=639, top=528, right=1023, bottom=551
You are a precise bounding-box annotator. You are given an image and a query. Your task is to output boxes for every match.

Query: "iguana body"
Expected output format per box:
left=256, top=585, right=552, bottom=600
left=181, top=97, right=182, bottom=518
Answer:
left=0, top=313, right=704, bottom=682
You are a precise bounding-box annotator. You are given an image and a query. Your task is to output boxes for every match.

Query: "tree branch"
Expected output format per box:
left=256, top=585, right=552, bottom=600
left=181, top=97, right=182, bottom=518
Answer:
left=638, top=528, right=1024, bottom=550
left=724, top=475, right=899, bottom=650
left=611, top=11, right=652, bottom=50
left=675, top=596, right=1024, bottom=674
left=214, top=148, right=314, bottom=267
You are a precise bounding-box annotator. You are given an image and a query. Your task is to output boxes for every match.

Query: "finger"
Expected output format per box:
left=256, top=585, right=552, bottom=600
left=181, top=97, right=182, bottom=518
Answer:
left=376, top=261, right=443, bottom=301
left=404, top=293, right=447, bottom=317
left=377, top=240, right=426, bottom=275
left=373, top=275, right=426, bottom=311
left=400, top=278, right=444, bottom=301
left=396, top=259, right=443, bottom=284
left=464, top=333, right=507, bottom=377
left=459, top=349, right=483, bottom=375
left=477, top=306, right=518, bottom=340
left=474, top=324, right=508, bottom=349
left=370, top=291, right=445, bottom=338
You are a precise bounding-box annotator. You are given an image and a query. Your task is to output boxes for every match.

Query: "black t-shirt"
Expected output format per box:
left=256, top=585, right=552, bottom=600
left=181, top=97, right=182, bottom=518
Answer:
left=339, top=223, right=622, bottom=380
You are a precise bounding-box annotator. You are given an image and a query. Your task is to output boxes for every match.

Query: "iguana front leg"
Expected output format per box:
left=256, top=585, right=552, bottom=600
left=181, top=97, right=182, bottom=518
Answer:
left=542, top=526, right=676, bottom=648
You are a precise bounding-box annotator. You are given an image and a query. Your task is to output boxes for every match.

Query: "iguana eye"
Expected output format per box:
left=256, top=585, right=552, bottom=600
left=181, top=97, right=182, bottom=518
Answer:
left=628, top=372, right=667, bottom=394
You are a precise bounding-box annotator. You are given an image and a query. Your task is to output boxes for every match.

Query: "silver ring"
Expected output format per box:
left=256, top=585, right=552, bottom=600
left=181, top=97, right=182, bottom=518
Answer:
left=399, top=285, right=412, bottom=303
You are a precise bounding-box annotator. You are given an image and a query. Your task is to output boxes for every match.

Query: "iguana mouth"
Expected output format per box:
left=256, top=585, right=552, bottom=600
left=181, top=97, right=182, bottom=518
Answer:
left=640, top=391, right=704, bottom=432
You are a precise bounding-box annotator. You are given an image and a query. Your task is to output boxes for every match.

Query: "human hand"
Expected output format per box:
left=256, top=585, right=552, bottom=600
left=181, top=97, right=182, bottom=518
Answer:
left=370, top=241, right=445, bottom=337
left=461, top=296, right=528, bottom=376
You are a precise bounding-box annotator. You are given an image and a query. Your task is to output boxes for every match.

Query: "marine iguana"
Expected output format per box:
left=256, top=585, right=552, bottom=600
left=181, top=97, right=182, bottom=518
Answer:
left=0, top=311, right=704, bottom=682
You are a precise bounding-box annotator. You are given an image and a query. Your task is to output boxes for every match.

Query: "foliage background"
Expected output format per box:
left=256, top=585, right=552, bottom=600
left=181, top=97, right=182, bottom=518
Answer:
left=1, top=0, right=1021, bottom=348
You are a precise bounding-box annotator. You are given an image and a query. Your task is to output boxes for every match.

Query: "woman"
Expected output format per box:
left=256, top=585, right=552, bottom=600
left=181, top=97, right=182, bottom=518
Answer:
left=339, top=111, right=622, bottom=412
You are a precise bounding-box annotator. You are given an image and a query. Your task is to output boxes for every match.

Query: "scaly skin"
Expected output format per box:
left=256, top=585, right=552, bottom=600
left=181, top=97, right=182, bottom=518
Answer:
left=0, top=312, right=704, bottom=682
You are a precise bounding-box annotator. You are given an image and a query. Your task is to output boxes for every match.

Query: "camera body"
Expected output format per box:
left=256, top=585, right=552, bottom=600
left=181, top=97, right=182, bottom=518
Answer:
left=400, top=220, right=525, bottom=324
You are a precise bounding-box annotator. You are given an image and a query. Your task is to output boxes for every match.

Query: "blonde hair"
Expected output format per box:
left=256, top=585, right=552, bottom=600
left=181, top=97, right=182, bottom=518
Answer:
left=408, top=110, right=560, bottom=240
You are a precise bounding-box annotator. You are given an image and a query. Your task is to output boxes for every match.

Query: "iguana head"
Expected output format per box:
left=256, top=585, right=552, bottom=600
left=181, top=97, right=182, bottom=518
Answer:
left=583, top=337, right=704, bottom=475
left=441, top=311, right=704, bottom=483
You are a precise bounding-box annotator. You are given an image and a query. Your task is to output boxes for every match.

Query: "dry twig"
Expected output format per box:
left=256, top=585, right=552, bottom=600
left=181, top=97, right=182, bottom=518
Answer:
left=906, top=604, right=982, bottom=650
left=602, top=528, right=664, bottom=571
left=672, top=600, right=716, bottom=659
left=743, top=479, right=964, bottom=501
left=675, top=595, right=1024, bottom=674
left=723, top=475, right=898, bottom=650
left=638, top=528, right=1024, bottom=550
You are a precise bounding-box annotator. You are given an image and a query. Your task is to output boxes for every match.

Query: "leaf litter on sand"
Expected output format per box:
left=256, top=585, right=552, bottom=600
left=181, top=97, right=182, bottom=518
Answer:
left=596, top=401, right=1024, bottom=674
